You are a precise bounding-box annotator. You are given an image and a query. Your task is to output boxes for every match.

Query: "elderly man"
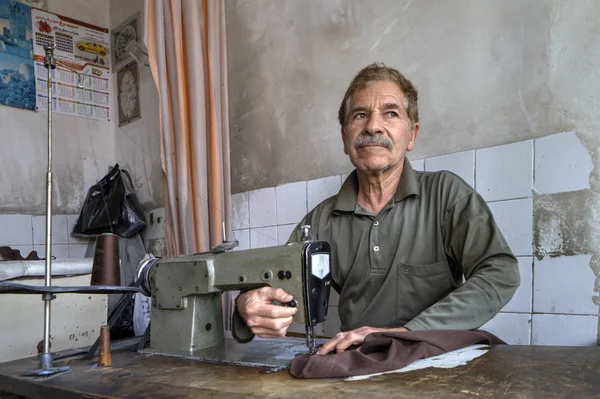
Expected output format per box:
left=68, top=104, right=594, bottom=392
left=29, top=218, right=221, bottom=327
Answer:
left=233, top=63, right=520, bottom=355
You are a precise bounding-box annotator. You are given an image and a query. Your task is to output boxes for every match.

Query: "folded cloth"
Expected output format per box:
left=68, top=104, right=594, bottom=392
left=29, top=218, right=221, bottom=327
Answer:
left=289, top=329, right=504, bottom=379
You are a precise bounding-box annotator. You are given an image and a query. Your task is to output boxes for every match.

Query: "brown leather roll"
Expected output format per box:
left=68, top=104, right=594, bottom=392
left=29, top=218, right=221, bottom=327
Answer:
left=90, top=233, right=120, bottom=286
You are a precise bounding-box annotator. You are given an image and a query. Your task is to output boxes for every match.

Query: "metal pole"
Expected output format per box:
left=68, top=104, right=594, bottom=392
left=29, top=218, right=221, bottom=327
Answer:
left=22, top=45, right=70, bottom=376
left=42, top=43, right=56, bottom=364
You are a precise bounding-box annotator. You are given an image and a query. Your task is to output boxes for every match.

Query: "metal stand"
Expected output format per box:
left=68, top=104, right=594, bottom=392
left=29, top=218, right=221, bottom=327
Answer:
left=23, top=44, right=70, bottom=377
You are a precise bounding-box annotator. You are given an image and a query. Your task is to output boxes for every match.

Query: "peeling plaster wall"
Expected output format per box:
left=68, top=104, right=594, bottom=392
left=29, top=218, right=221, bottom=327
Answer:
left=110, top=0, right=164, bottom=211
left=0, top=0, right=114, bottom=214
left=535, top=190, right=600, bottom=306
left=227, top=0, right=600, bottom=193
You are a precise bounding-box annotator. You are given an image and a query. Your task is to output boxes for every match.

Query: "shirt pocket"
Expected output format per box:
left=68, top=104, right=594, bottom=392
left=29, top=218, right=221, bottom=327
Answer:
left=397, top=260, right=454, bottom=322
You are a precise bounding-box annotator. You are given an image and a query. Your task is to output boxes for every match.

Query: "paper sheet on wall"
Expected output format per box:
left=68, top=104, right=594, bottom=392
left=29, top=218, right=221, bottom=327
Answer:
left=0, top=0, right=36, bottom=111
left=32, top=9, right=111, bottom=120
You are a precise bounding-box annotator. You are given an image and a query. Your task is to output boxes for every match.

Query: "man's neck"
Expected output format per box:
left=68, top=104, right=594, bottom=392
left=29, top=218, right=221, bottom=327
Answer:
left=356, top=161, right=404, bottom=215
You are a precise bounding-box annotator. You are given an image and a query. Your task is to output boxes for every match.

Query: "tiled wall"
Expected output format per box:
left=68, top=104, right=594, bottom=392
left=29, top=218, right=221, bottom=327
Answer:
left=232, top=132, right=599, bottom=346
left=0, top=207, right=170, bottom=262
left=0, top=214, right=92, bottom=260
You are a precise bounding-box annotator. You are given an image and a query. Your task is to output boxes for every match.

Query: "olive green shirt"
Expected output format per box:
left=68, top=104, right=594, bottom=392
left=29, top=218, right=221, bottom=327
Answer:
left=233, top=159, right=519, bottom=340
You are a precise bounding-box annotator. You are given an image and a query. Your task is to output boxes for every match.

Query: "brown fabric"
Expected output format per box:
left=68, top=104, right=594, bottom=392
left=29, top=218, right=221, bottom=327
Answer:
left=289, top=329, right=504, bottom=379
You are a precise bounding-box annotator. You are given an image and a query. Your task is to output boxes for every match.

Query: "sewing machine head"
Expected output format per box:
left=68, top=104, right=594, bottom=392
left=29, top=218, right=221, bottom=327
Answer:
left=137, top=226, right=331, bottom=355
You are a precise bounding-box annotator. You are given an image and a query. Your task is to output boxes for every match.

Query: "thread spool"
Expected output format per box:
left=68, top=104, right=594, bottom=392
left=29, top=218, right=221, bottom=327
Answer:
left=90, top=233, right=120, bottom=286
left=97, top=325, right=112, bottom=367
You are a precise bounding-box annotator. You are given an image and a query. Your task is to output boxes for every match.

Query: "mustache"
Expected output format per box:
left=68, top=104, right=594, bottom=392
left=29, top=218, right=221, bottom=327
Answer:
left=354, top=135, right=394, bottom=150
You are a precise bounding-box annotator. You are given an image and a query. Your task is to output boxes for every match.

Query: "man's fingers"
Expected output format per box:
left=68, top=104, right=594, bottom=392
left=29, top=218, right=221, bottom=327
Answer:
left=246, top=301, right=297, bottom=319
left=317, top=332, right=347, bottom=355
left=250, top=318, right=293, bottom=337
left=258, top=287, right=294, bottom=303
left=251, top=326, right=290, bottom=338
left=334, top=334, right=361, bottom=354
left=247, top=316, right=293, bottom=331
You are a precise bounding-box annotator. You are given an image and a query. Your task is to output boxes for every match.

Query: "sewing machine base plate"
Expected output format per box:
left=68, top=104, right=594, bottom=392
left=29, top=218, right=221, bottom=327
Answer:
left=141, top=337, right=325, bottom=369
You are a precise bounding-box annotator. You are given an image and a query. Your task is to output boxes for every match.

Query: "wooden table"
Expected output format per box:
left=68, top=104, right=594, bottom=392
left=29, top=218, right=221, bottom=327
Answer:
left=0, top=345, right=598, bottom=398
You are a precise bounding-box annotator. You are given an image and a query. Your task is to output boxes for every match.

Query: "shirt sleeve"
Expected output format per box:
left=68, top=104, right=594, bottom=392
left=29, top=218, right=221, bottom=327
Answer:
left=404, top=192, right=520, bottom=331
left=231, top=291, right=255, bottom=343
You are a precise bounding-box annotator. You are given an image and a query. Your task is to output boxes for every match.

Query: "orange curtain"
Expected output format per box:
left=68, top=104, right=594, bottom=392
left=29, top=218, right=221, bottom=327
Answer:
left=145, top=0, right=232, bottom=256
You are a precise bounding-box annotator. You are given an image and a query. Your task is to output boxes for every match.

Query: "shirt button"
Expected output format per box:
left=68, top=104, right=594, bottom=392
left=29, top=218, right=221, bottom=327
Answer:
left=373, top=246, right=380, bottom=252
left=374, top=221, right=379, bottom=226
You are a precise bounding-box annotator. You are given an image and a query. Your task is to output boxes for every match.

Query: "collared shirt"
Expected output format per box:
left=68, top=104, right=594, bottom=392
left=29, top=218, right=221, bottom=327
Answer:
left=289, top=158, right=519, bottom=331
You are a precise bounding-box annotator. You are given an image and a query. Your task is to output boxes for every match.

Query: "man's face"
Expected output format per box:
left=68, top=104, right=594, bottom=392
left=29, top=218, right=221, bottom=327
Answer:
left=341, top=80, right=419, bottom=175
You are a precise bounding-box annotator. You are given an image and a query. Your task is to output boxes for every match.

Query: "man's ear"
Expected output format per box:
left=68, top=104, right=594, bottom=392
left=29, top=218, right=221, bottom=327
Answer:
left=341, top=127, right=349, bottom=155
left=406, top=123, right=419, bottom=152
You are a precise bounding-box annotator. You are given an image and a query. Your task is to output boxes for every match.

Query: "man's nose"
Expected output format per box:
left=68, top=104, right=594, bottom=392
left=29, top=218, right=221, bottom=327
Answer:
left=364, top=112, right=384, bottom=135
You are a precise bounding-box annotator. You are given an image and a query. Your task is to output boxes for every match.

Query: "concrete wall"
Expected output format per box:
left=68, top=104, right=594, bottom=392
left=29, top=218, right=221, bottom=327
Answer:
left=0, top=0, right=163, bottom=216
left=226, top=0, right=600, bottom=193
left=110, top=0, right=163, bottom=212
left=0, top=0, right=114, bottom=215
left=226, top=0, right=600, bottom=343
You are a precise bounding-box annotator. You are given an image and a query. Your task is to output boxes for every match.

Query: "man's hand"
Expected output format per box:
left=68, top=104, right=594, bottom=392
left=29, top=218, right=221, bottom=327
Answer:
left=316, top=326, right=409, bottom=355
left=237, top=287, right=298, bottom=338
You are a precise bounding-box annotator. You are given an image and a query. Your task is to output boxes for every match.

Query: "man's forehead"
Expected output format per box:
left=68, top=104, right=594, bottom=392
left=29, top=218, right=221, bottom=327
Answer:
left=351, top=81, right=407, bottom=106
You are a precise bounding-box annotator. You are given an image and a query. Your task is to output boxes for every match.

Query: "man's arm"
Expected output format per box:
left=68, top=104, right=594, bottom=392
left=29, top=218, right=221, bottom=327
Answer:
left=404, top=192, right=520, bottom=331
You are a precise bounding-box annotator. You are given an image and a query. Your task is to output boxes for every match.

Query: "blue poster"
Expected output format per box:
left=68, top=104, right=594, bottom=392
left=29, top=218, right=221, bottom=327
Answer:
left=0, top=0, right=35, bottom=111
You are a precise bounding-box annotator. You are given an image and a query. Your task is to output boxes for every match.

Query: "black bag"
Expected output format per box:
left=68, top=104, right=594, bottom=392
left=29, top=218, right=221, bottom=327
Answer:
left=72, top=164, right=146, bottom=238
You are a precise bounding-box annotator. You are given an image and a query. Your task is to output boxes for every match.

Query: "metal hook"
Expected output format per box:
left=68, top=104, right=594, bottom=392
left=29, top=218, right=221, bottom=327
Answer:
left=55, top=61, right=87, bottom=89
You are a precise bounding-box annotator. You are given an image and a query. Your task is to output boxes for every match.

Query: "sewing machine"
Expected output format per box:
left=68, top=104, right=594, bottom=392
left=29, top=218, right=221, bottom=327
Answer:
left=136, top=226, right=332, bottom=360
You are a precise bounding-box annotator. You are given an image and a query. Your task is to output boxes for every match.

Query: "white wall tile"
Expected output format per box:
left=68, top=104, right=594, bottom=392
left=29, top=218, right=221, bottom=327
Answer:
left=67, top=214, right=89, bottom=244
left=307, top=176, right=342, bottom=211
left=232, top=229, right=250, bottom=251
left=534, top=132, right=593, bottom=195
left=250, top=226, right=277, bottom=249
left=410, top=159, right=424, bottom=172
left=276, top=182, right=307, bottom=226
left=476, top=140, right=533, bottom=201
left=480, top=313, right=531, bottom=345
left=533, top=255, right=597, bottom=315
left=425, top=150, right=475, bottom=188
left=32, top=215, right=69, bottom=245
left=34, top=244, right=70, bottom=260
left=277, top=224, right=296, bottom=245
left=532, top=314, right=598, bottom=346
left=502, top=257, right=533, bottom=313
left=143, top=208, right=166, bottom=240
left=231, top=192, right=249, bottom=230
left=248, top=188, right=277, bottom=228
left=0, top=215, right=32, bottom=246
left=487, top=198, right=533, bottom=256
left=69, top=243, right=91, bottom=258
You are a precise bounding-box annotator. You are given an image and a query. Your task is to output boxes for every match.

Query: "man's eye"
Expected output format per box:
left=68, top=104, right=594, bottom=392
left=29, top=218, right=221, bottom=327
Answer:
left=354, top=113, right=367, bottom=120
left=386, top=111, right=399, bottom=118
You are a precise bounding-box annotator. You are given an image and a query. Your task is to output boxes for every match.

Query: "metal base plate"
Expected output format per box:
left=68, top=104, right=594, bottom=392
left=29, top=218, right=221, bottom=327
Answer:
left=22, top=366, right=70, bottom=377
left=142, top=337, right=326, bottom=369
left=0, top=282, right=140, bottom=294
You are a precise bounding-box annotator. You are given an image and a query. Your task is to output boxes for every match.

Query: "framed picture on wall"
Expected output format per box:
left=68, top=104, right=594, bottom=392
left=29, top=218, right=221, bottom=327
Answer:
left=117, top=60, right=141, bottom=126
left=112, top=12, right=140, bottom=69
